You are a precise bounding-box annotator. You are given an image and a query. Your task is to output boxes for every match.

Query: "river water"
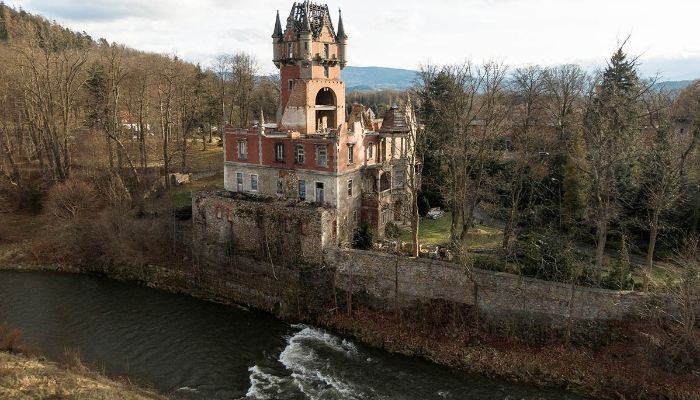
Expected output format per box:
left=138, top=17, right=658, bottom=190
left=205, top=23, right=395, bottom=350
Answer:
left=0, top=270, right=588, bottom=399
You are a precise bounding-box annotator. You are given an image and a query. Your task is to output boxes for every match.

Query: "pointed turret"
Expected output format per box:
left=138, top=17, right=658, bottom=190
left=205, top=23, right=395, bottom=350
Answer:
left=272, top=10, right=283, bottom=39
left=337, top=9, right=348, bottom=41
left=337, top=9, right=348, bottom=68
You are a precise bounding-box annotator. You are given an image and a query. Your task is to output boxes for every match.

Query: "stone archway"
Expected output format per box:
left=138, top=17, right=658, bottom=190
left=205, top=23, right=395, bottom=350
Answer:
left=315, top=87, right=337, bottom=131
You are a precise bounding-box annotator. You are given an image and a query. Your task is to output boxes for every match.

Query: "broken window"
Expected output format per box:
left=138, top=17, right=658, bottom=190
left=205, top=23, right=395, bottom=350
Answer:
left=236, top=172, right=244, bottom=192
left=276, top=176, right=284, bottom=195
left=237, top=141, right=247, bottom=160
left=347, top=144, right=354, bottom=164
left=315, top=182, right=325, bottom=203
left=296, top=145, right=305, bottom=164
left=275, top=143, right=285, bottom=162
left=316, top=145, right=327, bottom=167
left=251, top=174, right=258, bottom=192
left=299, top=179, right=306, bottom=201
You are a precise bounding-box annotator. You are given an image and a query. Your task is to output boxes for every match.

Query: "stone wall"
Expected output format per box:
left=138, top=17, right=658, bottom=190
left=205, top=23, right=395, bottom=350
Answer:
left=327, top=249, right=658, bottom=325
left=193, top=190, right=336, bottom=267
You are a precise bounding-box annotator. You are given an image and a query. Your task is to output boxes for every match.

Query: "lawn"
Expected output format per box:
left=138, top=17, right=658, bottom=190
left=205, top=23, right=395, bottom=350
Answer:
left=399, top=212, right=503, bottom=249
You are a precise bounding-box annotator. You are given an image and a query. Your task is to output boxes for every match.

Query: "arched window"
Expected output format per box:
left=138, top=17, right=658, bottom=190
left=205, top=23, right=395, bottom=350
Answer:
left=314, top=88, right=337, bottom=132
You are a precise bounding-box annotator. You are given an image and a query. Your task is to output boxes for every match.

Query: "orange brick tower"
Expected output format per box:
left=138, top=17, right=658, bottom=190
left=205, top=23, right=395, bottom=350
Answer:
left=272, top=1, right=348, bottom=134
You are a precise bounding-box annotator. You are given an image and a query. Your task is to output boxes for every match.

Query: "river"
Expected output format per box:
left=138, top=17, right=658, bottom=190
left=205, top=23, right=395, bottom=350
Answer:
left=0, top=270, right=588, bottom=399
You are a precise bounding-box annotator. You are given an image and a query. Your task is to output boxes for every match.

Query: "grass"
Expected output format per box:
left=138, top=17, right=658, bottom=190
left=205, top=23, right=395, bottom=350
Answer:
left=399, top=212, right=503, bottom=249
left=0, top=352, right=165, bottom=400
left=168, top=145, right=225, bottom=210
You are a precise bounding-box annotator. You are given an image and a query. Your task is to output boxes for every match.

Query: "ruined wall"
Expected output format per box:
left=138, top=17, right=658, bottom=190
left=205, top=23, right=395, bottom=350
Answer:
left=328, top=249, right=658, bottom=325
left=193, top=190, right=336, bottom=267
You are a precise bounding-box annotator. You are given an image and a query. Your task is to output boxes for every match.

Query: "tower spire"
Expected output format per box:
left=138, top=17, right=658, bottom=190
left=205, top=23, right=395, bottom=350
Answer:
left=272, top=10, right=283, bottom=38
left=337, top=8, right=347, bottom=41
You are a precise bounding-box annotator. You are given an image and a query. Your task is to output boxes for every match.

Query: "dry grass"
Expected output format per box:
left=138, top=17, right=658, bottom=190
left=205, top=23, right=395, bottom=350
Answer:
left=0, top=352, right=166, bottom=400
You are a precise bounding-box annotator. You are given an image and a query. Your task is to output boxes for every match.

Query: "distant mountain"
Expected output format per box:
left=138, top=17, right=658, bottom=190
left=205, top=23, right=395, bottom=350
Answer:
left=654, top=80, right=695, bottom=92
left=343, top=66, right=697, bottom=94
left=343, top=66, right=418, bottom=92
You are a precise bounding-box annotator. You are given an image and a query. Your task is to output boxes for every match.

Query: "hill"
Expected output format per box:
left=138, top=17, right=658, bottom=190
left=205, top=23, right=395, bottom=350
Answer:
left=343, top=66, right=697, bottom=93
left=343, top=66, right=418, bottom=92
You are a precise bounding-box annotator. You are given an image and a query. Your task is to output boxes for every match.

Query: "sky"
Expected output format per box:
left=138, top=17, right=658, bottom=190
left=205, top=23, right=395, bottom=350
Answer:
left=7, top=0, right=700, bottom=81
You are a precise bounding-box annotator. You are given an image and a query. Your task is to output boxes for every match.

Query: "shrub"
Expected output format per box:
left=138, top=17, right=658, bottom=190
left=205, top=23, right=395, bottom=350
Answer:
left=46, top=179, right=98, bottom=220
left=353, top=223, right=374, bottom=250
left=603, top=236, right=634, bottom=290
left=384, top=221, right=401, bottom=239
left=0, top=324, right=23, bottom=353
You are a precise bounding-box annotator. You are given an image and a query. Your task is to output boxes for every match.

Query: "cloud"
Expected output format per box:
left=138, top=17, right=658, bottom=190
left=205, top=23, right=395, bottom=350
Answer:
left=7, top=0, right=700, bottom=81
left=18, top=0, right=170, bottom=22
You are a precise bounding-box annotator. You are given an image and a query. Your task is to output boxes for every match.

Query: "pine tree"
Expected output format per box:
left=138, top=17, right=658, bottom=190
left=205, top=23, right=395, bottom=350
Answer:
left=583, top=44, right=642, bottom=282
left=605, top=235, right=634, bottom=290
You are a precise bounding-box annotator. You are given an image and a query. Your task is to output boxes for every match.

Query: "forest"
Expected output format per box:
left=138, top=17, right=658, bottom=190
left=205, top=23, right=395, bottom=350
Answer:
left=0, top=2, right=698, bottom=293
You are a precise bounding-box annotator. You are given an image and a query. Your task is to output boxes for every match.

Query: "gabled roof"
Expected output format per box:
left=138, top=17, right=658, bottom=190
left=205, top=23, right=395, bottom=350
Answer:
left=286, top=1, right=337, bottom=40
left=379, top=105, right=410, bottom=133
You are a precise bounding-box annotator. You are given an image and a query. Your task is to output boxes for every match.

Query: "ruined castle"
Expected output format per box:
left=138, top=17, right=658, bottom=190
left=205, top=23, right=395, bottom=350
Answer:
left=220, top=1, right=417, bottom=243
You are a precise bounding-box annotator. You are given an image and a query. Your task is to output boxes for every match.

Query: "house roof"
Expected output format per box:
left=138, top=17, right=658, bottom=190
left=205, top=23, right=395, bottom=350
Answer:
left=379, top=105, right=411, bottom=134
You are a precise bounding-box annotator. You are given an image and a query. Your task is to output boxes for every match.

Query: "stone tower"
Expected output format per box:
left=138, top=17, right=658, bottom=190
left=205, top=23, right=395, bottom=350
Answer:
left=272, top=1, right=347, bottom=134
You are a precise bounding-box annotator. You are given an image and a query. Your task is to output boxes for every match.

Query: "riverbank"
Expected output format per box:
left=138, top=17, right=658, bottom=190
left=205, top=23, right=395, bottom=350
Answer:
left=2, top=261, right=699, bottom=400
left=0, top=351, right=165, bottom=400
left=321, top=309, right=700, bottom=400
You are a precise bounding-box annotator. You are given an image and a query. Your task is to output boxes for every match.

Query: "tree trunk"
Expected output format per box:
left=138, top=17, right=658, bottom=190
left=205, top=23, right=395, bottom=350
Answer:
left=645, top=210, right=660, bottom=290
left=594, top=219, right=607, bottom=284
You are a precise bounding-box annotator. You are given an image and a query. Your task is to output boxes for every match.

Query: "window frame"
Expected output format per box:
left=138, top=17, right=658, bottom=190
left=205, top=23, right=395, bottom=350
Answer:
left=236, top=172, right=244, bottom=191
left=237, top=140, right=247, bottom=160
left=367, top=142, right=374, bottom=160
left=295, top=145, right=305, bottom=164
left=276, top=176, right=284, bottom=196
left=323, top=43, right=329, bottom=59
left=298, top=179, right=306, bottom=201
left=250, top=174, right=258, bottom=192
left=315, top=181, right=325, bottom=203
left=275, top=143, right=285, bottom=162
left=347, top=144, right=355, bottom=164
left=316, top=145, right=327, bottom=167
left=347, top=179, right=353, bottom=197
left=323, top=65, right=329, bottom=78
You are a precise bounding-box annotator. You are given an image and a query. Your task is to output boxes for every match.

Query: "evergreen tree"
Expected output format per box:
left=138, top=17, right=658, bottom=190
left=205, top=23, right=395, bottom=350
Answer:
left=582, top=44, right=642, bottom=282
left=605, top=234, right=634, bottom=290
left=562, top=128, right=589, bottom=227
